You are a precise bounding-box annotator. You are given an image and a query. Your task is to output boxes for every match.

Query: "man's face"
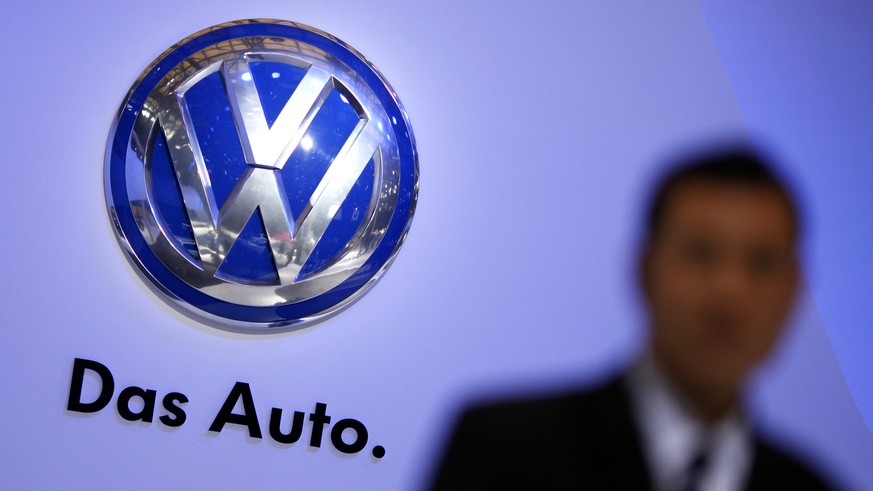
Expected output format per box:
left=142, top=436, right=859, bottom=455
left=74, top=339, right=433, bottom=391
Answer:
left=643, top=180, right=799, bottom=395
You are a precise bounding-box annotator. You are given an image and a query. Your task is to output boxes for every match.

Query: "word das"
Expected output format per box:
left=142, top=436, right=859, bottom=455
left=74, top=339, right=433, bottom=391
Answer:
left=66, top=358, right=385, bottom=459
left=66, top=357, right=187, bottom=426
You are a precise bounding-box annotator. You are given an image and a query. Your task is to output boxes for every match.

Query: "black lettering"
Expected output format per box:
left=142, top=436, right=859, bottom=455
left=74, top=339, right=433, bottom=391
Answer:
left=269, top=408, right=305, bottom=444
left=308, top=402, right=331, bottom=448
left=117, top=386, right=157, bottom=422
left=160, top=392, right=188, bottom=427
left=209, top=382, right=262, bottom=438
left=330, top=418, right=368, bottom=454
left=67, top=358, right=114, bottom=413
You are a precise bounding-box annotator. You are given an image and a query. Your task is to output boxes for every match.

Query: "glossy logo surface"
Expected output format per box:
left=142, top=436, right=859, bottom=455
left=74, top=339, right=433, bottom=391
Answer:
left=105, top=20, right=418, bottom=329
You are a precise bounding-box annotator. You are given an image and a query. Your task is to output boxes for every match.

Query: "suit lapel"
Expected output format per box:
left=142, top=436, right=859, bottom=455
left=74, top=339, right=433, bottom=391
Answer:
left=570, top=375, right=655, bottom=490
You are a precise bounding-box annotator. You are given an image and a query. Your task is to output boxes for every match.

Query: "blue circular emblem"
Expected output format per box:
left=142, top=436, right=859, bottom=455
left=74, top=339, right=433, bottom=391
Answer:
left=105, top=19, right=418, bottom=330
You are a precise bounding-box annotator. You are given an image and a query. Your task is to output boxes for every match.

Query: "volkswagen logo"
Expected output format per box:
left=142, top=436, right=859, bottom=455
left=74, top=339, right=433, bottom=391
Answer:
left=105, top=20, right=418, bottom=330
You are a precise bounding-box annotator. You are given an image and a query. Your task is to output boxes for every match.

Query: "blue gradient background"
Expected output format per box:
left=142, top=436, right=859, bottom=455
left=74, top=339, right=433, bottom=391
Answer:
left=0, top=2, right=870, bottom=490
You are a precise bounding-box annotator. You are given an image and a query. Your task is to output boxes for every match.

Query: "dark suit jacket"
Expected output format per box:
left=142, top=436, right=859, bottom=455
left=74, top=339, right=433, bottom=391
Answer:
left=430, top=375, right=837, bottom=490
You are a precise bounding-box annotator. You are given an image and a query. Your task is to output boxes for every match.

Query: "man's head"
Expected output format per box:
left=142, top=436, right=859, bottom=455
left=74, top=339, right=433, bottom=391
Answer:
left=640, top=148, right=801, bottom=415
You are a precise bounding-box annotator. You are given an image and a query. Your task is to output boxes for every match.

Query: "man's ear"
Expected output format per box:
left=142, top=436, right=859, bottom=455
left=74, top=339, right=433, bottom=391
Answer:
left=785, top=253, right=802, bottom=305
left=638, top=243, right=654, bottom=305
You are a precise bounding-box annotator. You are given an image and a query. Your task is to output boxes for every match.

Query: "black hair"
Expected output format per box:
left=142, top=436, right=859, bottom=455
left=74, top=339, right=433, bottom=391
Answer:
left=645, top=147, right=799, bottom=242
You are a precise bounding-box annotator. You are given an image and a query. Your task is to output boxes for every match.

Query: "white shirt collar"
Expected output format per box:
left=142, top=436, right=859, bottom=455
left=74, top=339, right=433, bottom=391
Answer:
left=626, top=354, right=753, bottom=491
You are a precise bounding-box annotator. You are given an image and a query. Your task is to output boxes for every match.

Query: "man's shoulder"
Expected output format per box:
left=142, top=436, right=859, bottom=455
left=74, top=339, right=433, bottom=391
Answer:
left=458, top=375, right=627, bottom=431
left=429, top=374, right=652, bottom=490
left=747, top=436, right=842, bottom=491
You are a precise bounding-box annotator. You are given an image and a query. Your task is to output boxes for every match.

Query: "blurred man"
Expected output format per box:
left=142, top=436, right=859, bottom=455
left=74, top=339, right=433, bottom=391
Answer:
left=431, top=148, right=838, bottom=490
